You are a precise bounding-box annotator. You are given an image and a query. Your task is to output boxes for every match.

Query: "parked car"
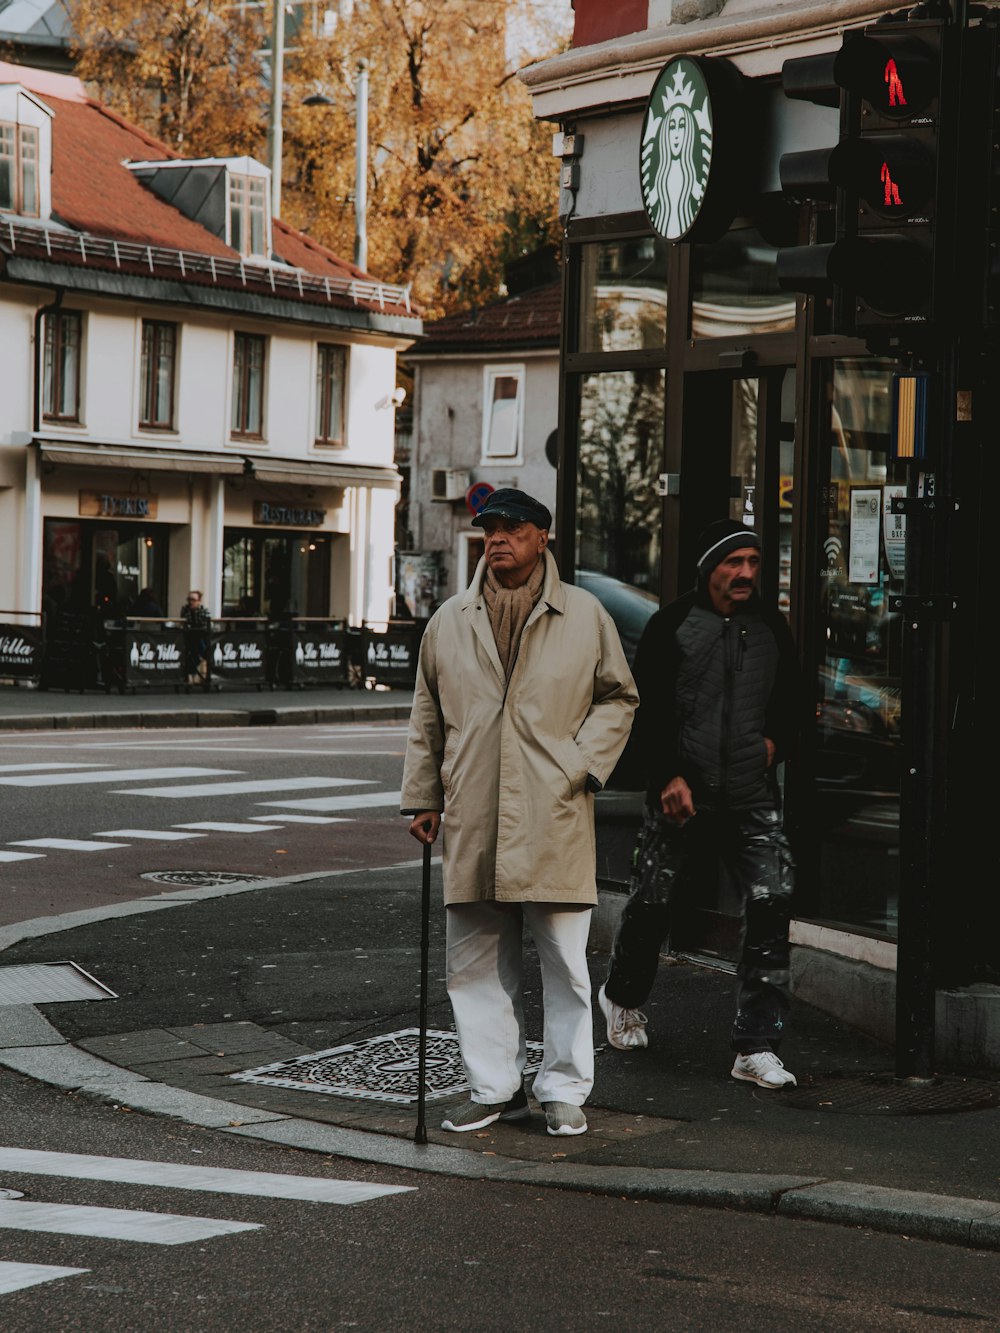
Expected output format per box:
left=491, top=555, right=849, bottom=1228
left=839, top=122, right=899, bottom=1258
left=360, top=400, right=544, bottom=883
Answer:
left=575, top=569, right=658, bottom=667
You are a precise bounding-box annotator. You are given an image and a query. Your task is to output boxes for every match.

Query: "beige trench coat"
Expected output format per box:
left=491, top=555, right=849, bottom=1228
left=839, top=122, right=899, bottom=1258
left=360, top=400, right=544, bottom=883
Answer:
left=401, top=551, right=639, bottom=905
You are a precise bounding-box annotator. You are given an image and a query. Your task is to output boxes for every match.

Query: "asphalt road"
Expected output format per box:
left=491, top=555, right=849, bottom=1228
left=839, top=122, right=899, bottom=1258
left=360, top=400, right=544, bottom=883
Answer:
left=1, top=1067, right=999, bottom=1332
left=0, top=722, right=414, bottom=924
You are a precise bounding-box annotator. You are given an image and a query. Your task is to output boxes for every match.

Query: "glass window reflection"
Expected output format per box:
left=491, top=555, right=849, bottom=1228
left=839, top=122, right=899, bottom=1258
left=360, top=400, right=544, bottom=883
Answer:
left=577, top=237, right=668, bottom=352
left=575, top=369, right=663, bottom=665
left=690, top=226, right=796, bottom=339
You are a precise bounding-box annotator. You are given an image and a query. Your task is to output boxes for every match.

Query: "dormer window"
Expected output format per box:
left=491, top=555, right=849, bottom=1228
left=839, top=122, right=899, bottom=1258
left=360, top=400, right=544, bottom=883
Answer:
left=229, top=173, right=267, bottom=258
left=0, top=83, right=52, bottom=220
left=0, top=123, right=38, bottom=215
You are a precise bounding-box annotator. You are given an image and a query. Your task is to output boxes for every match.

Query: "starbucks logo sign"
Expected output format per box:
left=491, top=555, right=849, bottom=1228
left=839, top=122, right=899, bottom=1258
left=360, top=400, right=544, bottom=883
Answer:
left=639, top=55, right=748, bottom=244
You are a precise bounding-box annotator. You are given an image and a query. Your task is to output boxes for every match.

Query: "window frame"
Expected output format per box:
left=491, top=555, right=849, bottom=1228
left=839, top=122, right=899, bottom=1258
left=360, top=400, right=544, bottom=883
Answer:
left=231, top=331, right=266, bottom=440
left=314, top=342, right=347, bottom=446
left=480, top=364, right=525, bottom=464
left=0, top=120, right=39, bottom=217
left=138, top=319, right=178, bottom=431
left=42, top=309, right=83, bottom=424
left=228, top=173, right=269, bottom=259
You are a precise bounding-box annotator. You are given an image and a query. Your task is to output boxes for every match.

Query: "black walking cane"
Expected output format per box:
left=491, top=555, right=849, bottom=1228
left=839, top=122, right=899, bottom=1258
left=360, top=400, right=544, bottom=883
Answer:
left=414, top=833, right=432, bottom=1145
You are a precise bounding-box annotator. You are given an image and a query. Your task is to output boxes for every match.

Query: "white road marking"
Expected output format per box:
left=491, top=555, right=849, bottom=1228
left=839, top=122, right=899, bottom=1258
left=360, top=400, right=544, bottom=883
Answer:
left=121, top=776, right=374, bottom=799
left=261, top=791, right=402, bottom=812
left=0, top=1148, right=415, bottom=1203
left=92, top=829, right=207, bottom=841
left=0, top=767, right=242, bottom=787
left=0, top=851, right=46, bottom=862
left=0, top=763, right=108, bottom=773
left=7, top=839, right=131, bottom=852
left=0, top=1199, right=260, bottom=1245
left=0, top=1262, right=89, bottom=1294
left=247, top=815, right=346, bottom=824
left=172, top=822, right=282, bottom=833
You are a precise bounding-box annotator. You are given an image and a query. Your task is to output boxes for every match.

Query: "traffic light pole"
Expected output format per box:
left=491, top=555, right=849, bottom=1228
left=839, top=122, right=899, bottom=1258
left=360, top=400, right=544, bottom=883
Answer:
left=892, top=360, right=955, bottom=1082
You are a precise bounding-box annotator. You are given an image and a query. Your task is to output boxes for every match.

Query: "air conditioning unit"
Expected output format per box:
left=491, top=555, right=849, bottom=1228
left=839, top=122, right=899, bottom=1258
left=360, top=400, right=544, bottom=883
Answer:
left=431, top=468, right=469, bottom=502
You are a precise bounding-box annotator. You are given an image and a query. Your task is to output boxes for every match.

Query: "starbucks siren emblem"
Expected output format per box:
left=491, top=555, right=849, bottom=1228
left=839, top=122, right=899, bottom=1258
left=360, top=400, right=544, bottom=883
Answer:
left=640, top=58, right=714, bottom=240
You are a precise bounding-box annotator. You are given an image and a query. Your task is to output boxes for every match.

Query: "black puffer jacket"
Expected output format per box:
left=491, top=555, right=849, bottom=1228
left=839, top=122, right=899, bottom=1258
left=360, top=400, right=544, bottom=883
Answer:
left=627, top=586, right=800, bottom=812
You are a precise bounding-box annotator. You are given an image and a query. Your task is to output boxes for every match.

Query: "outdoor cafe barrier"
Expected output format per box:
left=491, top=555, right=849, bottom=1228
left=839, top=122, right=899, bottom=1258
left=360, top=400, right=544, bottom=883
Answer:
left=0, top=610, right=45, bottom=685
left=112, top=618, right=188, bottom=692
left=268, top=617, right=354, bottom=688
left=209, top=617, right=269, bottom=689
left=361, top=618, right=427, bottom=689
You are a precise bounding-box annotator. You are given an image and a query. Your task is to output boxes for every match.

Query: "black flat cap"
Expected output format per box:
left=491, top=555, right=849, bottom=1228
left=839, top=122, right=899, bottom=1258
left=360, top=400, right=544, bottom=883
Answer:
left=471, top=487, right=552, bottom=530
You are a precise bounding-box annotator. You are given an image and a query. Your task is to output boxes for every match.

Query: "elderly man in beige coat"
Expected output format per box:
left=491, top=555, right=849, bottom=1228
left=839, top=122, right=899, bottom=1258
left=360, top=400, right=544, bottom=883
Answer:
left=402, top=488, right=638, bottom=1137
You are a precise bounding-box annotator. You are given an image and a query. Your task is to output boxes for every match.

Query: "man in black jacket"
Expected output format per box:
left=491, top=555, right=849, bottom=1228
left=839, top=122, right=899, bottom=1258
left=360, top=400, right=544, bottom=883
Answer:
left=598, top=519, right=801, bottom=1089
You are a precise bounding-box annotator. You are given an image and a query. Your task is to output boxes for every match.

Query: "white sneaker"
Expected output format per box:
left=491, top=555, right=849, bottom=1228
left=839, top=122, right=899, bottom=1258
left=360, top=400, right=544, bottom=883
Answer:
left=598, top=983, right=648, bottom=1050
left=731, top=1052, right=797, bottom=1089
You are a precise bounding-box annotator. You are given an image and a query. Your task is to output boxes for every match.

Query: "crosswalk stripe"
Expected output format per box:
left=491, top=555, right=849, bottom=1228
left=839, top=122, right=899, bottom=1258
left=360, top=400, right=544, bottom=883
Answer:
left=172, top=822, right=282, bottom=833
left=8, top=839, right=131, bottom=852
left=261, top=791, right=402, bottom=812
left=0, top=1148, right=415, bottom=1203
left=0, top=1199, right=260, bottom=1245
left=0, top=763, right=108, bottom=773
left=121, top=776, right=374, bottom=799
left=0, top=767, right=242, bottom=788
left=0, top=1262, right=89, bottom=1294
left=247, top=815, right=346, bottom=824
left=91, top=830, right=207, bottom=840
left=0, top=851, right=46, bottom=862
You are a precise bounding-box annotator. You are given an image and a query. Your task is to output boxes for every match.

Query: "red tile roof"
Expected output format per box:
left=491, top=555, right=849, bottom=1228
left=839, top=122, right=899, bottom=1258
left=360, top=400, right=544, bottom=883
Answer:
left=414, top=280, right=561, bottom=354
left=0, top=61, right=415, bottom=321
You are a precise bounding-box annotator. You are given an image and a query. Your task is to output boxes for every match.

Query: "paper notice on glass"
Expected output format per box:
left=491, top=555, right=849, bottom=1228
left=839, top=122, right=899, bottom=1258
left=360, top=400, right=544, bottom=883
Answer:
left=882, top=485, right=906, bottom=580
left=849, top=488, right=881, bottom=584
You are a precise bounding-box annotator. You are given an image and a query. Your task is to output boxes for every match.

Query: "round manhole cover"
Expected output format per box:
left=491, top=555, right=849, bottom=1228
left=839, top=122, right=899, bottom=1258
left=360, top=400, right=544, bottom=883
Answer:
left=141, top=871, right=271, bottom=887
left=782, top=1072, right=1000, bottom=1116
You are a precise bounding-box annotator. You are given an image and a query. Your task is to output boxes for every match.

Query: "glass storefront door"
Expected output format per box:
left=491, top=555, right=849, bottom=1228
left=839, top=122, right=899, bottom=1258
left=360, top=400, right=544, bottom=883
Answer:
left=666, top=365, right=797, bottom=963
left=222, top=529, right=331, bottom=617
left=804, top=357, right=906, bottom=937
left=42, top=519, right=168, bottom=618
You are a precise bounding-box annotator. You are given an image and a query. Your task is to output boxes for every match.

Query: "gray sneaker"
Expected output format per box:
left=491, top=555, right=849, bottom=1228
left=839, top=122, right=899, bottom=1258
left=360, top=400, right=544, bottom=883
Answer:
left=542, top=1101, right=588, bottom=1136
left=441, top=1085, right=530, bottom=1132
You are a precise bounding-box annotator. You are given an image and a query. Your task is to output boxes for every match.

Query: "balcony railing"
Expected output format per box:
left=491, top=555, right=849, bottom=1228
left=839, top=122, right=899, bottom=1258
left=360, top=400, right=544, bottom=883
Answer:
left=2, top=220, right=412, bottom=313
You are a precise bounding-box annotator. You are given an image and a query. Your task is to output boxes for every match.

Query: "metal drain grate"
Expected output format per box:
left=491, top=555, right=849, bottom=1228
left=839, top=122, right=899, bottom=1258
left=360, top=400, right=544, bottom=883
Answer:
left=0, top=962, right=117, bottom=1007
left=231, top=1029, right=545, bottom=1104
left=782, top=1072, right=1000, bottom=1116
left=140, top=871, right=270, bottom=888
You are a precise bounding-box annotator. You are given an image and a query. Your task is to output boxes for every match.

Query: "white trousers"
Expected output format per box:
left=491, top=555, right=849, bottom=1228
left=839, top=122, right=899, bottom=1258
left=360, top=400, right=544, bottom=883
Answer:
left=445, top=901, right=594, bottom=1108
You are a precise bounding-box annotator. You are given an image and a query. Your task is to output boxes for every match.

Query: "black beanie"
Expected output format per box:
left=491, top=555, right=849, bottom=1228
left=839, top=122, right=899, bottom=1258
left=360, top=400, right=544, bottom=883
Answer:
left=696, top=519, right=761, bottom=578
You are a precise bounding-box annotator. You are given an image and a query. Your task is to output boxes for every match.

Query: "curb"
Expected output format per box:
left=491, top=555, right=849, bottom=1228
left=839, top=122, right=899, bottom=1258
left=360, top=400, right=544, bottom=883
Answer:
left=1, top=871, right=999, bottom=1251
left=0, top=703, right=415, bottom=731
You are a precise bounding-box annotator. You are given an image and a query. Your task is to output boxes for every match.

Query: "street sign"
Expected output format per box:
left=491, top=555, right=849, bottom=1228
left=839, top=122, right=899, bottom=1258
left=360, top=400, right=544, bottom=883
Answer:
left=466, top=482, right=494, bottom=516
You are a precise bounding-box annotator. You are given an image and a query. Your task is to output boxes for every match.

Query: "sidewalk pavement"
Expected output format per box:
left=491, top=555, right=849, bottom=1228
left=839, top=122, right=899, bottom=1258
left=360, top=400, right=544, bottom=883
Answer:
left=1, top=684, right=1000, bottom=1252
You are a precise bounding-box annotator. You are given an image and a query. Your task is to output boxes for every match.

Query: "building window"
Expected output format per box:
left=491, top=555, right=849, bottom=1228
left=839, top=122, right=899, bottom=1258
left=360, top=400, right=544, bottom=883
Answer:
left=481, top=366, right=524, bottom=461
left=0, top=121, right=38, bottom=216
left=231, top=332, right=266, bottom=438
left=42, top=310, right=82, bottom=422
left=228, top=174, right=268, bottom=258
left=139, top=320, right=177, bottom=429
left=315, top=344, right=346, bottom=445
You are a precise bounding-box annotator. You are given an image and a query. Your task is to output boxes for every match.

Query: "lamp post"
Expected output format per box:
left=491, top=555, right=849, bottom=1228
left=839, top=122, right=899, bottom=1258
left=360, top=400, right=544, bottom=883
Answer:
left=303, top=59, right=369, bottom=271
left=268, top=0, right=285, bottom=218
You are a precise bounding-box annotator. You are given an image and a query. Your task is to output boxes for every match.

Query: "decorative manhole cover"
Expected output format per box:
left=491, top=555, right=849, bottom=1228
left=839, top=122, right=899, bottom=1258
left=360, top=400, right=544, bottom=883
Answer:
left=141, top=871, right=270, bottom=887
left=231, top=1029, right=545, bottom=1104
left=782, top=1072, right=1000, bottom=1116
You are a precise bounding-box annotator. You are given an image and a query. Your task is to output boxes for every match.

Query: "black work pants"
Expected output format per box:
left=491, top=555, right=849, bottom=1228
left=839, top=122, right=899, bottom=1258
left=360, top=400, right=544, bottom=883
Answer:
left=604, top=803, right=794, bottom=1054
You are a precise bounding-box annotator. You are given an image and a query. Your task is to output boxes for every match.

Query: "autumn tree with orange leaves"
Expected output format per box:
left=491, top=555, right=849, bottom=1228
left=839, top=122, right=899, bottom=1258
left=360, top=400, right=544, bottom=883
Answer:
left=63, top=0, right=568, bottom=316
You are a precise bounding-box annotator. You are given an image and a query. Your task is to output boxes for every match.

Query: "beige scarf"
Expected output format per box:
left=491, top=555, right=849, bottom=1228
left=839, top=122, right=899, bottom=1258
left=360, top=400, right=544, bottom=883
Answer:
left=482, top=556, right=546, bottom=679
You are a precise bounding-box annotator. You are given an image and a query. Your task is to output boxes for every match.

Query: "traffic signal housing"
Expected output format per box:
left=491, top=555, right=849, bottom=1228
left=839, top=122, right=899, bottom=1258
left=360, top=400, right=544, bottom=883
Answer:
left=777, top=19, right=954, bottom=343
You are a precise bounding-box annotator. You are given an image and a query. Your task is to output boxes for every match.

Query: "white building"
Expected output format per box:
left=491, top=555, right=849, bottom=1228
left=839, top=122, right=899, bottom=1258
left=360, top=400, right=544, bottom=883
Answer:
left=0, top=62, right=420, bottom=656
